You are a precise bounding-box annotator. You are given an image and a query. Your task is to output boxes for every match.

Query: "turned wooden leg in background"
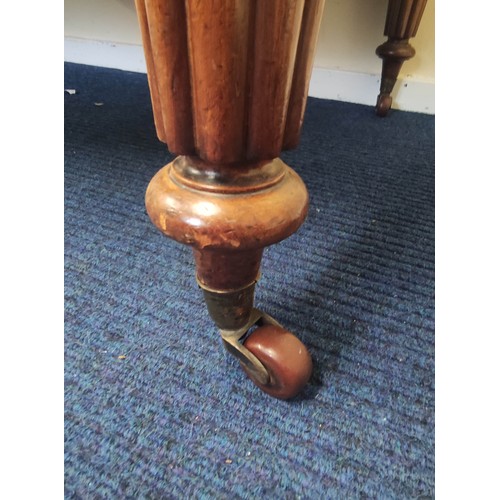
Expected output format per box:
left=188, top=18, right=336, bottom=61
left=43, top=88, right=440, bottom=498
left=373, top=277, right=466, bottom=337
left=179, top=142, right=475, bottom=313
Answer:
left=136, top=0, right=324, bottom=399
left=375, top=0, right=427, bottom=116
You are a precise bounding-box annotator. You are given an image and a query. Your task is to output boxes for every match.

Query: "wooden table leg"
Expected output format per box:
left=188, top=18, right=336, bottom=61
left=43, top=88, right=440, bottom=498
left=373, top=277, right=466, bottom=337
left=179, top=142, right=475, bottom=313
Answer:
left=135, top=0, right=324, bottom=399
left=375, top=0, right=427, bottom=116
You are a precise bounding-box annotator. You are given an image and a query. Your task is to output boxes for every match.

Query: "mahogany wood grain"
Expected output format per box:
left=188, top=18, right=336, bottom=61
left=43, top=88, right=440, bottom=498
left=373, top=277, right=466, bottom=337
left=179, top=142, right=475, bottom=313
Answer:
left=135, top=0, right=167, bottom=142
left=185, top=0, right=252, bottom=163
left=145, top=155, right=308, bottom=291
left=144, top=0, right=194, bottom=153
left=137, top=0, right=324, bottom=162
left=283, top=0, right=325, bottom=150
left=384, top=0, right=427, bottom=39
left=193, top=249, right=263, bottom=291
left=246, top=0, right=304, bottom=160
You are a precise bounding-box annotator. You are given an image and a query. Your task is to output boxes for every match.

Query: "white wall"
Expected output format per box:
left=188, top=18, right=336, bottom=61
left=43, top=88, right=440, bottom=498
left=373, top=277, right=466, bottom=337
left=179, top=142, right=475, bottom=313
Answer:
left=64, top=0, right=434, bottom=113
left=315, top=0, right=434, bottom=82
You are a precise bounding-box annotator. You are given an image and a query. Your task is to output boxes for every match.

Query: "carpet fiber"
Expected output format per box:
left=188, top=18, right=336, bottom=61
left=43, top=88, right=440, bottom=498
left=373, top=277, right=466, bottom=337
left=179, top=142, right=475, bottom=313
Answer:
left=64, top=62, right=435, bottom=498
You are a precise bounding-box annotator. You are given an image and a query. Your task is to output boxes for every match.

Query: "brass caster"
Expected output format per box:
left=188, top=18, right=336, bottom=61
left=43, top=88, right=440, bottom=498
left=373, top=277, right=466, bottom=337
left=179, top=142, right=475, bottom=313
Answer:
left=220, top=309, right=313, bottom=400
left=197, top=270, right=312, bottom=399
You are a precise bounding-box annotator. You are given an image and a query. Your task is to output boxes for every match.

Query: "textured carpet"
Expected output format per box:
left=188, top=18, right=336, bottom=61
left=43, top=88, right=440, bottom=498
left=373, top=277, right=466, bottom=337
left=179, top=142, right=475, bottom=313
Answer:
left=64, top=62, right=435, bottom=498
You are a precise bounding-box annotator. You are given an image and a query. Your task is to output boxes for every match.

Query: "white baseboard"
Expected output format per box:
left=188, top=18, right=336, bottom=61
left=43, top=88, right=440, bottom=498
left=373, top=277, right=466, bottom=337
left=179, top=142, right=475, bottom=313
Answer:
left=64, top=37, right=434, bottom=115
left=309, top=67, right=434, bottom=114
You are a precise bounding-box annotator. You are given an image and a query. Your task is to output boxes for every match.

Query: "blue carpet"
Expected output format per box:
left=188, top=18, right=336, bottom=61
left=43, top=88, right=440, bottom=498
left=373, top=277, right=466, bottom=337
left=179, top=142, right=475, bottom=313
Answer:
left=65, top=62, right=434, bottom=498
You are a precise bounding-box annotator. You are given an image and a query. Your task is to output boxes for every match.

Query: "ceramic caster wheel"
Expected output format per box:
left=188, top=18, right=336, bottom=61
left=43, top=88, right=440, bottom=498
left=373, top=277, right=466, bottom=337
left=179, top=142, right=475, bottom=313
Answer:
left=376, top=94, right=392, bottom=117
left=242, top=324, right=313, bottom=400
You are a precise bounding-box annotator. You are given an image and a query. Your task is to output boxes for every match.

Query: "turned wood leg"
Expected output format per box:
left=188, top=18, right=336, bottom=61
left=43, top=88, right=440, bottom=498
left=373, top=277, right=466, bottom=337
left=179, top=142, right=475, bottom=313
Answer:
left=375, top=0, right=427, bottom=116
left=135, top=0, right=324, bottom=399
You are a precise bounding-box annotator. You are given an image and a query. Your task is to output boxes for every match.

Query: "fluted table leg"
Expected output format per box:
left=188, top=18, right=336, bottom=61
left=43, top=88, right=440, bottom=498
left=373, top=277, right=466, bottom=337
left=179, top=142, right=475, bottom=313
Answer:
left=135, top=0, right=324, bottom=399
left=375, top=0, right=427, bottom=116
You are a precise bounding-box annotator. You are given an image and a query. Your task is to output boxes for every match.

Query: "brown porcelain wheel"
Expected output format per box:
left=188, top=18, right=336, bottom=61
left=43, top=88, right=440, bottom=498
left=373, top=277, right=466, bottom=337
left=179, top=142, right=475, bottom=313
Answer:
left=242, top=324, right=313, bottom=400
left=376, top=94, right=392, bottom=117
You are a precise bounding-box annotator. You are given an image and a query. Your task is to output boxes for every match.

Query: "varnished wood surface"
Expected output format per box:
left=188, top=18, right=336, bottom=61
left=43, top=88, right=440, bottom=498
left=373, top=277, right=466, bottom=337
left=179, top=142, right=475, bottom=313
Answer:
left=384, top=0, right=427, bottom=39
left=145, top=156, right=308, bottom=252
left=145, top=156, right=308, bottom=290
left=194, top=248, right=263, bottom=290
left=186, top=0, right=252, bottom=163
left=135, top=0, right=167, bottom=142
left=135, top=0, right=324, bottom=164
left=283, top=0, right=325, bottom=149
left=246, top=0, right=304, bottom=159
left=376, top=0, right=428, bottom=116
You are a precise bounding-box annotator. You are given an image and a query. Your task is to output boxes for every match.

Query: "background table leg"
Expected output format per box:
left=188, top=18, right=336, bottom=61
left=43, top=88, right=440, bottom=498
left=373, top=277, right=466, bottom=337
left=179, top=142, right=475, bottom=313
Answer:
left=375, top=0, right=428, bottom=116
